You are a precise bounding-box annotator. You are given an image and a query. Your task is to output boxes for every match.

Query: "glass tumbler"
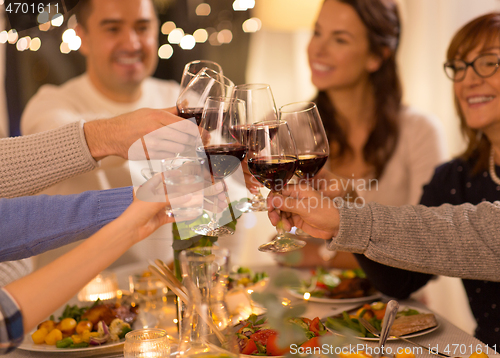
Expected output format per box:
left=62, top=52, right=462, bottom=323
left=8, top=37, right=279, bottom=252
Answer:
left=124, top=328, right=170, bottom=358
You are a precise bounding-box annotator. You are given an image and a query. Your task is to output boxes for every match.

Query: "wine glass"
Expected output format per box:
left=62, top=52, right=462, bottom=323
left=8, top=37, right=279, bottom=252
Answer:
left=177, top=68, right=235, bottom=125
left=232, top=83, right=279, bottom=212
left=280, top=102, right=329, bottom=179
left=193, top=97, right=247, bottom=237
left=280, top=102, right=329, bottom=238
left=246, top=120, right=306, bottom=252
left=179, top=60, right=223, bottom=93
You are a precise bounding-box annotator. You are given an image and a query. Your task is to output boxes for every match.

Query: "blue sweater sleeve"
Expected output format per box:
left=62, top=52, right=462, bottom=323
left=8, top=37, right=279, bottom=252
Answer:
left=0, top=187, right=133, bottom=262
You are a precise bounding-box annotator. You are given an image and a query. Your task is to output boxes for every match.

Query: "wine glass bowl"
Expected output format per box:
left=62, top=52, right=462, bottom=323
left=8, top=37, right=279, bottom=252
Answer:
left=246, top=120, right=306, bottom=253
left=179, top=60, right=223, bottom=93
left=177, top=68, right=235, bottom=125
left=279, top=101, right=329, bottom=179
left=193, top=97, right=247, bottom=237
left=232, top=83, right=279, bottom=212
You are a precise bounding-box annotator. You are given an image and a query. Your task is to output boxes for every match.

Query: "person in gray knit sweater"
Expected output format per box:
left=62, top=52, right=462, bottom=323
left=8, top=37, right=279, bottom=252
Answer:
left=1, top=107, right=196, bottom=199
left=267, top=183, right=500, bottom=282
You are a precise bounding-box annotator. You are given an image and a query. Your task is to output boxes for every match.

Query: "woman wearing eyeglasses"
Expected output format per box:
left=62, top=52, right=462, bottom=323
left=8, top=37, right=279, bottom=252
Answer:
left=352, top=13, right=500, bottom=346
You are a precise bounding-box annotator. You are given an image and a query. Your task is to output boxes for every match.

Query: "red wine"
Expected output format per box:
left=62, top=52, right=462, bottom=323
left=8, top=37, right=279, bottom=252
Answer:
left=248, top=156, right=297, bottom=191
left=178, top=107, right=203, bottom=125
left=296, top=153, right=328, bottom=178
left=230, top=124, right=279, bottom=147
left=197, top=144, right=247, bottom=179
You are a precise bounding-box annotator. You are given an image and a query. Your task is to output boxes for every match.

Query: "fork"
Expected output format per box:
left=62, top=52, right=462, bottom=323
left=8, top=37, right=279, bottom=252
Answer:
left=358, top=316, right=450, bottom=358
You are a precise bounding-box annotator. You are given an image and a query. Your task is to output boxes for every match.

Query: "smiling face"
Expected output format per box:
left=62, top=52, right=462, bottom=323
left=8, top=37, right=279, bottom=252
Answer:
left=77, top=0, right=159, bottom=102
left=307, top=0, right=382, bottom=92
left=454, top=42, right=500, bottom=135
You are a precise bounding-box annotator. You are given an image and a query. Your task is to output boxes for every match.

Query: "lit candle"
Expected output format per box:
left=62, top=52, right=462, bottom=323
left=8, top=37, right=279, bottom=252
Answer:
left=124, top=329, right=170, bottom=358
left=77, top=272, right=119, bottom=302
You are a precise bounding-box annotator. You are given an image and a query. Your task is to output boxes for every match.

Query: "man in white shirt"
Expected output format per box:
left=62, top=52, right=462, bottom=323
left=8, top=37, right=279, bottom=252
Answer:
left=21, top=0, right=180, bottom=268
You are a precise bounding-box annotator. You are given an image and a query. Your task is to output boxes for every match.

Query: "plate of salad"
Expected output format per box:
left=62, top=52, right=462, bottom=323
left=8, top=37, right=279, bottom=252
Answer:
left=324, top=301, right=440, bottom=341
left=287, top=268, right=380, bottom=303
left=19, top=298, right=139, bottom=352
left=235, top=314, right=331, bottom=357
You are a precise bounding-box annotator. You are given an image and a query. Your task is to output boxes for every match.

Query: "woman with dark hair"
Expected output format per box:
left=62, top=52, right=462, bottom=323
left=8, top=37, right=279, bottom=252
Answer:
left=296, top=0, right=446, bottom=267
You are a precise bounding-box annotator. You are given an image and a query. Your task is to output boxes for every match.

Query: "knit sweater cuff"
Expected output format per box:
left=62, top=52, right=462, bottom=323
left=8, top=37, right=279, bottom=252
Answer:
left=328, top=198, right=373, bottom=254
left=78, top=120, right=99, bottom=168
left=96, top=187, right=134, bottom=224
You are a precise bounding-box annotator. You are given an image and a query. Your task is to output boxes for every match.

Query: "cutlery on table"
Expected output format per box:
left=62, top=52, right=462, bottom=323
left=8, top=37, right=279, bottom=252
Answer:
left=358, top=315, right=450, bottom=358
left=377, top=300, right=399, bottom=358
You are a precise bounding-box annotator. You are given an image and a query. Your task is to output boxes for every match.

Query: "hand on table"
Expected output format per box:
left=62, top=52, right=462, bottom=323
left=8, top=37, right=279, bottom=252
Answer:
left=267, top=183, right=340, bottom=240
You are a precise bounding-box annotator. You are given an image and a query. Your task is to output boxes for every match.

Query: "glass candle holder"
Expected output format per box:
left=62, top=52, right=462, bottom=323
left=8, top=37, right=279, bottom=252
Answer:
left=124, top=329, right=170, bottom=358
left=77, top=271, right=119, bottom=302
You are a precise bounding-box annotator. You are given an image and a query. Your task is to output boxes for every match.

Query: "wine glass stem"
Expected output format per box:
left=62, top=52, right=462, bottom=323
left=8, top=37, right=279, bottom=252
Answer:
left=275, top=190, right=286, bottom=240
left=209, top=180, right=220, bottom=230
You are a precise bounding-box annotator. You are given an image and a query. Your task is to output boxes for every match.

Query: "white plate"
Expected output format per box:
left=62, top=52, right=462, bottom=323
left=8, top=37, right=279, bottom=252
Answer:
left=323, top=305, right=440, bottom=341
left=17, top=335, right=124, bottom=352
left=287, top=288, right=381, bottom=304
left=17, top=309, right=154, bottom=352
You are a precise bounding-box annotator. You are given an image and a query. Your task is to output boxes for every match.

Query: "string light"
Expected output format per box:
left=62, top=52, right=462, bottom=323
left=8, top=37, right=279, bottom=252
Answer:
left=0, top=31, right=7, bottom=44
left=208, top=32, right=221, bottom=46
left=217, top=29, right=232, bottom=44
left=195, top=3, right=211, bottom=16
left=67, top=15, right=78, bottom=29
left=242, top=17, right=262, bottom=33
left=161, top=21, right=176, bottom=35
left=233, top=0, right=255, bottom=11
left=158, top=44, right=173, bottom=59
left=167, top=28, right=184, bottom=44
left=179, top=35, right=195, bottom=50
left=16, top=37, right=30, bottom=51
left=37, top=11, right=49, bottom=24
left=60, top=42, right=70, bottom=54
left=68, top=36, right=81, bottom=51
left=62, top=29, right=76, bottom=43
left=51, top=13, right=64, bottom=27
left=193, top=29, right=208, bottom=43
left=30, top=38, right=41, bottom=51
left=7, top=29, right=18, bottom=44
left=39, top=22, right=51, bottom=31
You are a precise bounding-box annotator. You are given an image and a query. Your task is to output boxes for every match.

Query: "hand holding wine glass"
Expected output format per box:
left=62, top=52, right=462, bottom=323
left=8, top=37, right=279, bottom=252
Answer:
left=193, top=97, right=247, bottom=237
left=246, top=120, right=306, bottom=252
left=177, top=68, right=234, bottom=125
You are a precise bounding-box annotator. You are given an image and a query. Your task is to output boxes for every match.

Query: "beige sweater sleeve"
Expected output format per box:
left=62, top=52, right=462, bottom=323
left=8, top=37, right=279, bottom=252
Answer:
left=0, top=121, right=98, bottom=198
left=330, top=201, right=500, bottom=281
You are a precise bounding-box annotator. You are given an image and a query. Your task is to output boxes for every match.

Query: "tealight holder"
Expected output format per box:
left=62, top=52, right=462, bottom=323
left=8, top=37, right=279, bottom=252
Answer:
left=124, top=328, right=170, bottom=358
left=77, top=271, right=119, bottom=302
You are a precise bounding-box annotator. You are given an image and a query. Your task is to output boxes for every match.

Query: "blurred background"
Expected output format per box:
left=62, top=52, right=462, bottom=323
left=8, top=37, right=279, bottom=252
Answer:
left=1, top=0, right=498, bottom=336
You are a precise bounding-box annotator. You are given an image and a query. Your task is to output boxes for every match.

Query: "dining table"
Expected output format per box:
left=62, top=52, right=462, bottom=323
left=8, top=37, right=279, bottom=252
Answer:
left=7, top=262, right=495, bottom=358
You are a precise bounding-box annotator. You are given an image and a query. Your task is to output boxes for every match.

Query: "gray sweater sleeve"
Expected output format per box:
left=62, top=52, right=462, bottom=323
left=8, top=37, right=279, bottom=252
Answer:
left=329, top=201, right=500, bottom=281
left=0, top=121, right=98, bottom=198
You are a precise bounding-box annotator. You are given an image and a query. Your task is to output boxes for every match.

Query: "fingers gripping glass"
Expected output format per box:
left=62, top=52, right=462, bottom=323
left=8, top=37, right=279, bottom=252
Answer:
left=444, top=53, right=500, bottom=81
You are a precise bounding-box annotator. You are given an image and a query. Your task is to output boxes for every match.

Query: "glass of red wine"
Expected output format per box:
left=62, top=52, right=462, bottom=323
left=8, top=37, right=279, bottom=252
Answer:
left=279, top=102, right=329, bottom=179
left=247, top=120, right=306, bottom=252
left=193, top=96, right=247, bottom=237
left=177, top=68, right=235, bottom=126
left=179, top=60, right=223, bottom=93
left=232, top=83, right=279, bottom=212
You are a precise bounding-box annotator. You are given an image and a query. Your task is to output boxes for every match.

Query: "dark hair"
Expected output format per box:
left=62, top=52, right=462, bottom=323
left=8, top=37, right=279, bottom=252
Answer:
left=74, top=0, right=92, bottom=29
left=314, top=0, right=402, bottom=179
left=447, top=13, right=500, bottom=173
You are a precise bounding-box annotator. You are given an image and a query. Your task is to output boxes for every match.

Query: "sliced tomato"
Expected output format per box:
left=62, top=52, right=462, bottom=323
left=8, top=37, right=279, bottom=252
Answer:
left=300, top=336, right=321, bottom=349
left=266, top=333, right=290, bottom=356
left=301, top=317, right=312, bottom=326
left=309, top=317, right=321, bottom=335
left=250, top=329, right=277, bottom=346
left=241, top=339, right=258, bottom=355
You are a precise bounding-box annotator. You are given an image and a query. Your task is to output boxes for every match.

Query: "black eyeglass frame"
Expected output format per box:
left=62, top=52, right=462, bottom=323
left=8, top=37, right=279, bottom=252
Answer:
left=443, top=53, right=500, bottom=82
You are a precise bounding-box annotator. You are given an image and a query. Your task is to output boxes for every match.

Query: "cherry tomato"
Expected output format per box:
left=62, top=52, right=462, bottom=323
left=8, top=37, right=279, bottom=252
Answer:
left=309, top=317, right=321, bottom=335
left=241, top=339, right=258, bottom=355
left=266, top=333, right=290, bottom=356
left=250, top=329, right=277, bottom=346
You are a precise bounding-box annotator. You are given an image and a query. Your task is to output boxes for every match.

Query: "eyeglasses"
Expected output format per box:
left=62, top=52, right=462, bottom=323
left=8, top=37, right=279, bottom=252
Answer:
left=444, top=53, right=500, bottom=82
